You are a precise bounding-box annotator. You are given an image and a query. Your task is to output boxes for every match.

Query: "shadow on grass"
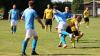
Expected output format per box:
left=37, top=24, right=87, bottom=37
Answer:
left=79, top=39, right=100, bottom=43
left=77, top=47, right=100, bottom=49
left=36, top=53, right=92, bottom=56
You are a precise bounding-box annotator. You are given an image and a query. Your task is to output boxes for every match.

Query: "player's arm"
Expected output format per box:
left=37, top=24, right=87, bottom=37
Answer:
left=18, top=10, right=20, bottom=20
left=21, top=11, right=25, bottom=21
left=83, top=10, right=87, bottom=17
left=34, top=11, right=45, bottom=29
left=36, top=17, right=45, bottom=29
left=17, top=10, right=20, bottom=21
left=8, top=11, right=11, bottom=22
left=51, top=9, right=53, bottom=20
left=43, top=10, right=46, bottom=19
left=75, top=21, right=79, bottom=32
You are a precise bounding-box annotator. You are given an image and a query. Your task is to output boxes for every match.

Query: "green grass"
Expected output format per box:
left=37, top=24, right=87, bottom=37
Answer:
left=0, top=18, right=100, bottom=56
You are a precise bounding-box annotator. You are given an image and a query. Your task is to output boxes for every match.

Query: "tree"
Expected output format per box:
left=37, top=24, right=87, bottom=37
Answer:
left=71, top=0, right=84, bottom=14
left=34, top=0, right=51, bottom=18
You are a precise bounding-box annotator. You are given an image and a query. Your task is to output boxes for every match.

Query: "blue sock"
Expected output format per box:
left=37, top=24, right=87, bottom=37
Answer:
left=61, top=31, right=70, bottom=36
left=32, top=39, right=37, bottom=52
left=22, top=40, right=28, bottom=53
left=60, top=35, right=66, bottom=45
left=11, top=26, right=13, bottom=33
left=14, top=26, right=16, bottom=33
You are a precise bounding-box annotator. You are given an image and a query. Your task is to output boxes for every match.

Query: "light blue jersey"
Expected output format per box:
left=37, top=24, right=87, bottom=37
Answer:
left=54, top=10, right=65, bottom=23
left=22, top=8, right=38, bottom=29
left=62, top=12, right=72, bottom=20
left=9, top=9, right=19, bottom=21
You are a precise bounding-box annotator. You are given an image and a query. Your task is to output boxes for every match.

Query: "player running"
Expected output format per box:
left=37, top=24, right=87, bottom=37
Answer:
left=83, top=7, right=90, bottom=28
left=43, top=4, right=53, bottom=32
left=8, top=4, right=19, bottom=34
left=21, top=1, right=44, bottom=56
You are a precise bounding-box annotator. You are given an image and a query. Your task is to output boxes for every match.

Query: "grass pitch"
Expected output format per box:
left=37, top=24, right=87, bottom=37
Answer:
left=0, top=17, right=100, bottom=56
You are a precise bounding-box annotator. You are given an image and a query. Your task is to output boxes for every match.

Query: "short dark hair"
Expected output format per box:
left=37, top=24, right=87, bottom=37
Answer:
left=53, top=5, right=58, bottom=9
left=28, top=0, right=34, bottom=6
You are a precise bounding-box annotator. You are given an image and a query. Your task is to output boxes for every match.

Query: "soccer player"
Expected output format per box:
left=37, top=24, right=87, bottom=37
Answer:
left=43, top=4, right=53, bottom=32
left=9, top=4, right=19, bottom=34
left=62, top=15, right=84, bottom=48
left=53, top=6, right=72, bottom=48
left=83, top=7, right=90, bottom=28
left=21, top=1, right=44, bottom=56
left=63, top=6, right=72, bottom=20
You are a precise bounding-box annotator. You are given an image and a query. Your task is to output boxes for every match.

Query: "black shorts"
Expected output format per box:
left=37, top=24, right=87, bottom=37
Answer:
left=84, top=17, right=89, bottom=22
left=45, top=19, right=52, bottom=25
left=66, top=26, right=72, bottom=34
left=73, top=31, right=79, bottom=36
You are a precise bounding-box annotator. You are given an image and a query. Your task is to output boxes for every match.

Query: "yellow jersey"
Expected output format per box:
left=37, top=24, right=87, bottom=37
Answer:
left=83, top=10, right=89, bottom=18
left=44, top=8, right=53, bottom=19
left=69, top=18, right=77, bottom=31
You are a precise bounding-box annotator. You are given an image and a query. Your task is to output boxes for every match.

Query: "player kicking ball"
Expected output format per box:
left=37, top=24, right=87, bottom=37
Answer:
left=53, top=6, right=73, bottom=48
left=21, top=1, right=44, bottom=56
left=8, top=4, right=19, bottom=34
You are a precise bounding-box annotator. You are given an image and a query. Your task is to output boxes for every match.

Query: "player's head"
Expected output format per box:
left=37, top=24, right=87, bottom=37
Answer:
left=65, top=6, right=69, bottom=12
left=53, top=5, right=57, bottom=10
left=85, top=7, right=89, bottom=10
left=13, top=4, right=16, bottom=9
left=47, top=4, right=51, bottom=9
left=76, top=15, right=82, bottom=22
left=28, top=0, right=34, bottom=8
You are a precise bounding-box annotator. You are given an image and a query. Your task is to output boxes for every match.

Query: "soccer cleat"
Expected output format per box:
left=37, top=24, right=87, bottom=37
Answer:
left=21, top=52, right=27, bottom=56
left=73, top=46, right=76, bottom=48
left=63, top=44, right=67, bottom=48
left=31, top=51, right=39, bottom=55
left=58, top=42, right=62, bottom=47
left=58, top=44, right=62, bottom=47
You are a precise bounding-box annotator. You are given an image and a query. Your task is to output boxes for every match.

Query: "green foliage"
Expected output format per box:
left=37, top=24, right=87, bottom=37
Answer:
left=71, top=0, right=84, bottom=14
left=52, top=2, right=71, bottom=12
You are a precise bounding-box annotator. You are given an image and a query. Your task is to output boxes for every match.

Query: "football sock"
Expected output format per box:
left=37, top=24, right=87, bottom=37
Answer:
left=32, top=39, right=37, bottom=52
left=22, top=40, right=28, bottom=53
left=11, top=26, right=13, bottom=33
left=13, top=26, right=16, bottom=33
left=71, top=38, right=75, bottom=47
left=60, top=34, right=66, bottom=45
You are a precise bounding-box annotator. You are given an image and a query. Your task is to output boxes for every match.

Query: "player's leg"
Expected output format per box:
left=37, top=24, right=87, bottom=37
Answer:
left=13, top=26, right=16, bottom=33
left=11, top=20, right=14, bottom=34
left=31, top=30, right=38, bottom=55
left=58, top=22, right=68, bottom=48
left=45, top=19, right=48, bottom=31
left=86, top=17, right=89, bottom=28
left=85, top=17, right=89, bottom=28
left=57, top=28, right=62, bottom=47
left=13, top=21, right=17, bottom=33
left=73, top=31, right=79, bottom=42
left=45, top=25, right=48, bottom=31
left=50, top=25, right=52, bottom=32
left=71, top=37, right=75, bottom=48
left=60, top=34, right=67, bottom=48
left=61, top=31, right=72, bottom=39
left=22, top=29, right=32, bottom=56
left=77, top=31, right=84, bottom=41
left=49, top=19, right=52, bottom=32
left=11, top=26, right=14, bottom=34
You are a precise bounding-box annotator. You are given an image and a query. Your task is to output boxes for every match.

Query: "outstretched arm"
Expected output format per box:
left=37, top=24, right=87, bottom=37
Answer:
left=36, top=17, right=45, bottom=29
